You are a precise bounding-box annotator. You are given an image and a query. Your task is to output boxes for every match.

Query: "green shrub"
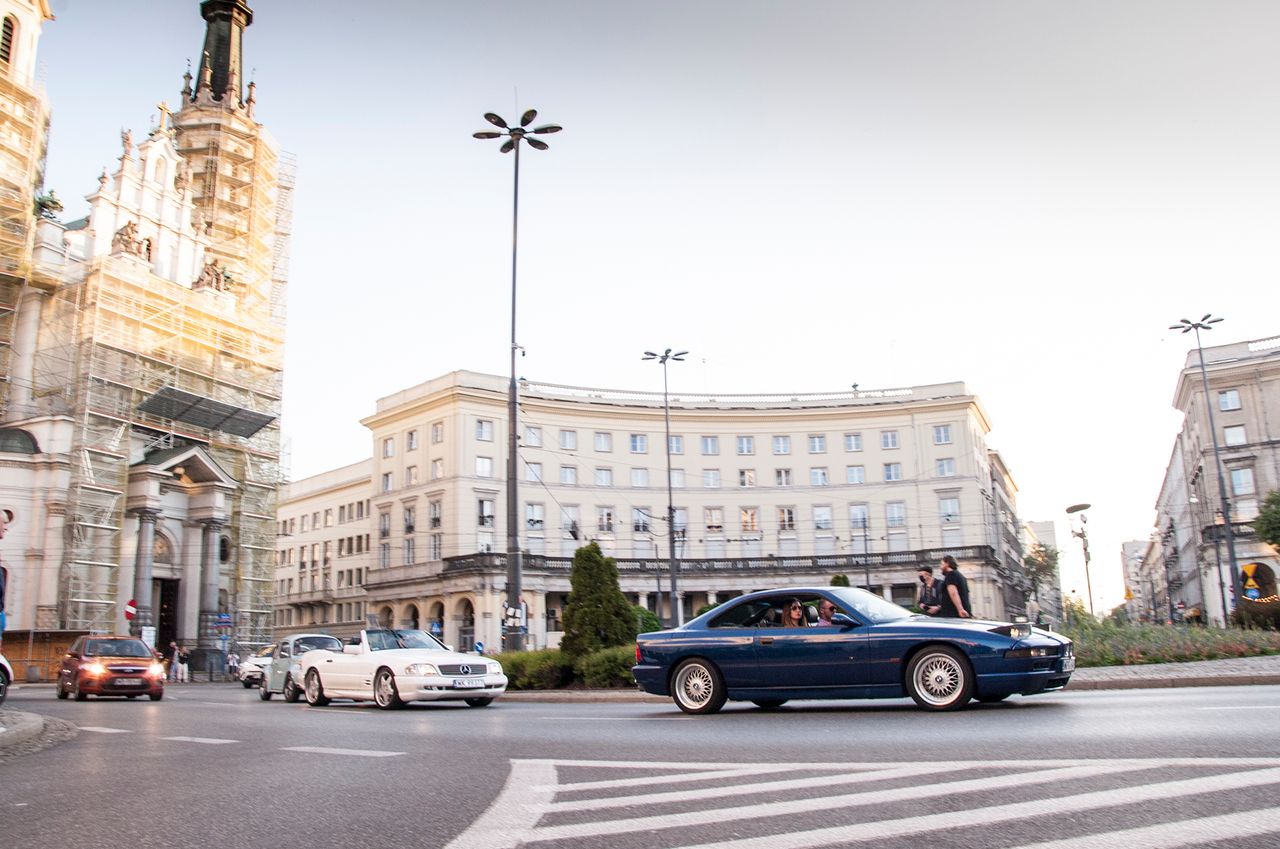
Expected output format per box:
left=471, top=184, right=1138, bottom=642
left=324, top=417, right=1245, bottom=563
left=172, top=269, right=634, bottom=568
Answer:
left=493, top=649, right=574, bottom=690
left=1232, top=598, right=1280, bottom=630
left=633, top=605, right=662, bottom=634
left=575, top=645, right=638, bottom=688
left=1059, top=619, right=1280, bottom=667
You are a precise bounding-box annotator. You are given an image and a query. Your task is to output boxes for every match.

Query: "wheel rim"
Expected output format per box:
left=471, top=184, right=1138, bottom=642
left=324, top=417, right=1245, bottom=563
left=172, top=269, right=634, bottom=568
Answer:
left=914, top=652, right=963, bottom=706
left=375, top=671, right=395, bottom=706
left=284, top=676, right=295, bottom=699
left=306, top=672, right=319, bottom=701
left=674, top=663, right=714, bottom=710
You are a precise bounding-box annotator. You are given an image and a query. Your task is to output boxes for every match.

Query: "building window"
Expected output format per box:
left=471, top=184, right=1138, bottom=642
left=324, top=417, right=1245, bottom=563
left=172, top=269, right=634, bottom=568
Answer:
left=778, top=507, right=796, bottom=531
left=1224, top=425, right=1246, bottom=447
left=0, top=17, right=15, bottom=65
left=407, top=430, right=418, bottom=450
left=379, top=543, right=390, bottom=568
left=526, top=503, right=545, bottom=529
left=524, top=425, right=542, bottom=447
left=773, top=435, right=791, bottom=455
left=594, top=467, right=614, bottom=487
left=475, top=457, right=493, bottom=478
left=933, top=425, right=952, bottom=445
left=429, top=500, right=442, bottom=529
left=702, top=469, right=721, bottom=488
left=559, top=465, right=578, bottom=485
left=431, top=422, right=444, bottom=443
left=562, top=505, right=581, bottom=539
left=940, top=497, right=960, bottom=523
left=596, top=507, right=615, bottom=533
left=736, top=436, right=755, bottom=455
left=810, top=467, right=829, bottom=486
left=881, top=431, right=899, bottom=450
left=525, top=461, right=543, bottom=482
left=886, top=501, right=906, bottom=527
left=478, top=499, right=495, bottom=528
left=1219, top=390, right=1241, bottom=412
left=631, top=468, right=649, bottom=487
left=739, top=469, right=756, bottom=487
left=808, top=435, right=826, bottom=454
left=884, top=462, right=903, bottom=481
left=430, top=534, right=442, bottom=560
left=844, top=433, right=862, bottom=452
left=381, top=472, right=393, bottom=492
left=704, top=507, right=724, bottom=532
left=475, top=419, right=493, bottom=441
left=403, top=506, right=415, bottom=532
left=630, top=434, right=648, bottom=453
left=773, top=468, right=790, bottom=486
left=701, top=436, right=719, bottom=455
left=430, top=458, right=444, bottom=480
left=670, top=469, right=686, bottom=487
left=382, top=437, right=394, bottom=458
left=324, top=509, right=333, bottom=527
left=669, top=435, right=684, bottom=454
left=560, top=429, right=578, bottom=450
left=379, top=512, right=391, bottom=538
left=1231, top=468, right=1255, bottom=496
left=849, top=504, right=870, bottom=532
left=813, top=505, right=833, bottom=530
left=403, top=538, right=415, bottom=565
left=740, top=507, right=759, bottom=532
left=846, top=465, right=865, bottom=485
left=936, top=458, right=956, bottom=477
left=594, top=431, right=613, bottom=452
left=632, top=508, right=650, bottom=533
left=405, top=465, right=419, bottom=486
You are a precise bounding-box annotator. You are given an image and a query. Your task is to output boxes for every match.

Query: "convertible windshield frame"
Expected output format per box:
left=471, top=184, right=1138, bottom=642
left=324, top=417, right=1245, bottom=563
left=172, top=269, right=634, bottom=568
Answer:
left=367, top=629, right=448, bottom=651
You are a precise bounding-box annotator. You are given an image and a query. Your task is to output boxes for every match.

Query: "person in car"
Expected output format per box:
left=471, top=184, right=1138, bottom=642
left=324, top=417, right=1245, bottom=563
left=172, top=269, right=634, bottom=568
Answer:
left=780, top=599, right=808, bottom=627
left=816, top=599, right=838, bottom=626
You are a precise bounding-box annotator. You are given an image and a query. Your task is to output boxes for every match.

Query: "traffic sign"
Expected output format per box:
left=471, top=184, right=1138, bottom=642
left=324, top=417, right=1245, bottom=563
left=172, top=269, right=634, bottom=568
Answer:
left=124, top=599, right=137, bottom=621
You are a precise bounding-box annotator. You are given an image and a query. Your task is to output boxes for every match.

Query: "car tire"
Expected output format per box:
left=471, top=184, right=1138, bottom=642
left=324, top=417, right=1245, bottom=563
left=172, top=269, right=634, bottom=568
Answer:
left=906, top=646, right=974, bottom=711
left=374, top=668, right=404, bottom=710
left=751, top=699, right=787, bottom=710
left=149, top=691, right=163, bottom=701
left=670, top=658, right=727, bottom=715
left=304, top=669, right=330, bottom=707
left=73, top=676, right=88, bottom=702
left=259, top=675, right=273, bottom=700
left=975, top=693, right=1010, bottom=704
left=56, top=680, right=69, bottom=700
left=0, top=668, right=8, bottom=706
left=242, top=679, right=254, bottom=689
left=465, top=697, right=494, bottom=708
left=283, top=674, right=301, bottom=703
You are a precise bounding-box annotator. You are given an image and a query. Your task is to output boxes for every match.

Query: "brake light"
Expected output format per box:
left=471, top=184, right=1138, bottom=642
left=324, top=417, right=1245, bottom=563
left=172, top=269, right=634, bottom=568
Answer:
left=635, top=644, right=642, bottom=663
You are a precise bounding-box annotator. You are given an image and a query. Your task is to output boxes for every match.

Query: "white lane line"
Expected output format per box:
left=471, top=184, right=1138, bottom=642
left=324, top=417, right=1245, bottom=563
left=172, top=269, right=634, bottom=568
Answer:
left=1012, top=804, right=1280, bottom=849
left=162, top=736, right=238, bottom=744
left=556, top=767, right=771, bottom=792
left=533, top=715, right=690, bottom=721
left=77, top=726, right=133, bottom=734
left=551, top=763, right=945, bottom=812
left=1194, top=705, right=1274, bottom=710
left=662, top=765, right=1280, bottom=849
left=528, top=761, right=1159, bottom=841
left=444, top=759, right=557, bottom=849
left=280, top=746, right=403, bottom=758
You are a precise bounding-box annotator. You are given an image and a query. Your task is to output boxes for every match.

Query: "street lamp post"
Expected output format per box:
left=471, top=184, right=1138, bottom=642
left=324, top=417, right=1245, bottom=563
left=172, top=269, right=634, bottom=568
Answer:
left=1170, top=315, right=1243, bottom=617
left=474, top=109, right=562, bottom=652
left=1066, top=503, right=1094, bottom=616
left=643, top=348, right=686, bottom=627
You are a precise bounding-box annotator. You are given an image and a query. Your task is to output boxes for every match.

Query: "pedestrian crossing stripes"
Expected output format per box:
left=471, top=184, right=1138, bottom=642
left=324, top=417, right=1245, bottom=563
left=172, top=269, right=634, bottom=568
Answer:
left=280, top=746, right=403, bottom=758
left=445, top=758, right=1280, bottom=849
left=160, top=736, right=237, bottom=744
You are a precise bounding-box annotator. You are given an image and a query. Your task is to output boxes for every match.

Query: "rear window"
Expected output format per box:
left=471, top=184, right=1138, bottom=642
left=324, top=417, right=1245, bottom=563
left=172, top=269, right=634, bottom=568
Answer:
left=708, top=600, right=774, bottom=628
left=85, top=639, right=152, bottom=658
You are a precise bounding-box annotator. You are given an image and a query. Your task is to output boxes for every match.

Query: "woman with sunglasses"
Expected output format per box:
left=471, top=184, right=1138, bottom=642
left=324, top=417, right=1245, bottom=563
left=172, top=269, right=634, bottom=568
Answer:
left=780, top=598, right=808, bottom=627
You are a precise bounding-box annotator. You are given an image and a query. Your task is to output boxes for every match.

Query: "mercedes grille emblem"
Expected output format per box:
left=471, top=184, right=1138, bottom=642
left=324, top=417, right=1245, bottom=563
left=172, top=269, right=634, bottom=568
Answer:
left=459, top=664, right=471, bottom=675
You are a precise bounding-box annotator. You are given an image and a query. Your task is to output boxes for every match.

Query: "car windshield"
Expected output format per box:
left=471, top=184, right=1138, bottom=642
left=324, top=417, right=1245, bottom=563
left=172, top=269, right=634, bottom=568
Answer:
left=829, top=586, right=913, bottom=623
left=84, top=639, right=152, bottom=658
left=295, top=636, right=343, bottom=653
left=366, top=629, right=446, bottom=651
left=254, top=645, right=274, bottom=658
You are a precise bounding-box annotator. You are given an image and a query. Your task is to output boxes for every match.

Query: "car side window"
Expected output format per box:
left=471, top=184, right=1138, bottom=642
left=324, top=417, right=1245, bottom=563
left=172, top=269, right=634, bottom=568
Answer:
left=709, top=600, right=774, bottom=628
left=279, top=641, right=290, bottom=657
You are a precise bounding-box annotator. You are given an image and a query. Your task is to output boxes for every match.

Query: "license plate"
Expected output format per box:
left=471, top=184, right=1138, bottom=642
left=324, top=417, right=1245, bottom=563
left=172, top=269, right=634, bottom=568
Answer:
left=1062, top=657, right=1075, bottom=673
left=113, top=677, right=143, bottom=686
left=452, top=678, right=485, bottom=689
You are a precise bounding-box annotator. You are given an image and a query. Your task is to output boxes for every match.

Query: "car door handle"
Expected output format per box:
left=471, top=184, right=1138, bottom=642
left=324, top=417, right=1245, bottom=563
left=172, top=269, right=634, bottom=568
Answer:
left=759, top=637, right=774, bottom=646
left=325, top=658, right=334, bottom=663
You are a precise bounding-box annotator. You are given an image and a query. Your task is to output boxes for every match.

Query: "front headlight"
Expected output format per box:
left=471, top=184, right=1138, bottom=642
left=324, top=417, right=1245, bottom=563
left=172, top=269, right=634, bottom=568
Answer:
left=487, top=662, right=502, bottom=675
left=404, top=663, right=439, bottom=676
left=83, top=662, right=107, bottom=676
left=1005, top=647, right=1051, bottom=658
left=149, top=663, right=165, bottom=677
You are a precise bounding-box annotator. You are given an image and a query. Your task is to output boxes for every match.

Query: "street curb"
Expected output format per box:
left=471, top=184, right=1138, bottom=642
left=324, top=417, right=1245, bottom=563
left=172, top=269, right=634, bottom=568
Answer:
left=1066, top=674, right=1280, bottom=691
left=0, top=710, right=47, bottom=748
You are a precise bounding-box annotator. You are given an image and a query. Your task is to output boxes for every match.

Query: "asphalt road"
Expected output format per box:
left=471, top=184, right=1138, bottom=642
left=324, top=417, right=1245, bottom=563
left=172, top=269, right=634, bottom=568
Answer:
left=2, top=684, right=1279, bottom=849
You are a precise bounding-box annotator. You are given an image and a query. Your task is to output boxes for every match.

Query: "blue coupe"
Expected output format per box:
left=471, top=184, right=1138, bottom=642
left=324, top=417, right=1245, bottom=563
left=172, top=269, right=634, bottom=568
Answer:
left=633, top=586, right=1074, bottom=713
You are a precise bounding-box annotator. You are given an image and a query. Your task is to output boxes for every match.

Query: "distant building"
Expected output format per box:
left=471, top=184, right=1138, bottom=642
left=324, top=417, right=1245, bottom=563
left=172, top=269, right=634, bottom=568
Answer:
left=1023, top=520, right=1064, bottom=625
left=275, top=371, right=1034, bottom=649
left=1142, top=333, right=1280, bottom=626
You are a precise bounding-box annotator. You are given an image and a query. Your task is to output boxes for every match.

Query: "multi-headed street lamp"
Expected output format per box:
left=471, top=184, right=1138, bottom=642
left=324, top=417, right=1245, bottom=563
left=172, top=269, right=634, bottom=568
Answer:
left=1170, top=314, right=1242, bottom=616
left=1066, top=503, right=1094, bottom=616
left=643, top=348, right=686, bottom=627
left=474, top=109, right=562, bottom=652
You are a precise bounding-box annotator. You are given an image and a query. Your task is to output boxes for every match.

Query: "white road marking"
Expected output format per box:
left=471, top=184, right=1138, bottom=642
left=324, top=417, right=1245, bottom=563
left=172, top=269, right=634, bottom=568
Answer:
left=556, top=767, right=767, bottom=792
left=1194, top=705, right=1274, bottom=710
left=76, top=726, right=133, bottom=734
left=280, top=746, right=403, bottom=758
left=161, top=736, right=238, bottom=744
left=1012, top=805, right=1280, bottom=849
left=444, top=760, right=557, bottom=849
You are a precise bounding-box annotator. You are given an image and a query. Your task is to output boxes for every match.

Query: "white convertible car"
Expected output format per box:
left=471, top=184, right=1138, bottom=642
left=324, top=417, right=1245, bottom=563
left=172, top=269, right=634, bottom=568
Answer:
left=298, top=628, right=507, bottom=709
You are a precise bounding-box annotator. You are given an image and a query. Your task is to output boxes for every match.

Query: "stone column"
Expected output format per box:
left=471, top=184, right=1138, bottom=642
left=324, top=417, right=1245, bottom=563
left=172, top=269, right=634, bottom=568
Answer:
left=129, top=509, right=161, bottom=634
left=707, top=590, right=719, bottom=605
left=197, top=519, right=224, bottom=648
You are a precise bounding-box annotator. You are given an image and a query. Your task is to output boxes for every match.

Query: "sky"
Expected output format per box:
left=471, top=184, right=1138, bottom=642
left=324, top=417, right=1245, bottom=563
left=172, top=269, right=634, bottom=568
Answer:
left=32, top=0, right=1278, bottom=613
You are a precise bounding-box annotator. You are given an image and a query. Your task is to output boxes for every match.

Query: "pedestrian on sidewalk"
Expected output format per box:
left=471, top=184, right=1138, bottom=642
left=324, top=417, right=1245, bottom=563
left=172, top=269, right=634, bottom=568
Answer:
left=177, top=645, right=190, bottom=683
left=0, top=508, right=11, bottom=646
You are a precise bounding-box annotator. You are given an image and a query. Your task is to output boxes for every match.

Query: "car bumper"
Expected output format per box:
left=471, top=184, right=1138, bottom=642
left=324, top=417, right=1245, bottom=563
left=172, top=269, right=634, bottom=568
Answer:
left=632, top=664, right=668, bottom=696
left=401, top=673, right=509, bottom=702
left=79, top=675, right=164, bottom=696
left=975, top=665, right=1073, bottom=698
left=239, top=668, right=265, bottom=683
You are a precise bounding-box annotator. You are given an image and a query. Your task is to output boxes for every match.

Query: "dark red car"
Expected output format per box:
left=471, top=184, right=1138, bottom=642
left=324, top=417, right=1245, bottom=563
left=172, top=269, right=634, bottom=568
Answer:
left=57, top=636, right=165, bottom=701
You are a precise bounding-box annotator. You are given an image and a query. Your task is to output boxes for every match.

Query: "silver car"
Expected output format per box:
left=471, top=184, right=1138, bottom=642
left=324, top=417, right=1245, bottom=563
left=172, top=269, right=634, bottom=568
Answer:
left=238, top=645, right=275, bottom=688
left=259, top=633, right=343, bottom=702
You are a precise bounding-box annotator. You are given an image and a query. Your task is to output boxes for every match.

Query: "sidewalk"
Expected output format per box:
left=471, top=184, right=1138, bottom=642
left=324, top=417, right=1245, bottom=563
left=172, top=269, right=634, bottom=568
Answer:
left=4, top=655, right=1280, bottom=753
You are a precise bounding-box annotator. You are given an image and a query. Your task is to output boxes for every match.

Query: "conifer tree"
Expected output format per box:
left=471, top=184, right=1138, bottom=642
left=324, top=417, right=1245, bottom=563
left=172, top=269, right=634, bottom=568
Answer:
left=559, top=542, right=636, bottom=659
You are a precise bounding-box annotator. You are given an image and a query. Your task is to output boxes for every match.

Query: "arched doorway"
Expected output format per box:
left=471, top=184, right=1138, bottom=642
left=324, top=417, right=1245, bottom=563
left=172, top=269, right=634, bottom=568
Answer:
left=456, top=598, right=476, bottom=651
left=403, top=604, right=420, bottom=630
left=377, top=606, right=393, bottom=628
left=428, top=601, right=445, bottom=641
left=151, top=533, right=178, bottom=649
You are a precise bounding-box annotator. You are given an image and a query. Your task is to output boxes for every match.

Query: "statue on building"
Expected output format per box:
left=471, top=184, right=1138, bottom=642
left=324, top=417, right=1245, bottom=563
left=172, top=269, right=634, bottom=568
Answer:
left=194, top=258, right=228, bottom=292
left=111, top=221, right=144, bottom=256
left=120, top=129, right=134, bottom=159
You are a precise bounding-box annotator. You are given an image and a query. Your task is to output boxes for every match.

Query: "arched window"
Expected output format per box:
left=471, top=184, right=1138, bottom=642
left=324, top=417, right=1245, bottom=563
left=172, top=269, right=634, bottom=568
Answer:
left=154, top=158, right=168, bottom=189
left=1, top=17, right=16, bottom=66
left=0, top=428, right=38, bottom=454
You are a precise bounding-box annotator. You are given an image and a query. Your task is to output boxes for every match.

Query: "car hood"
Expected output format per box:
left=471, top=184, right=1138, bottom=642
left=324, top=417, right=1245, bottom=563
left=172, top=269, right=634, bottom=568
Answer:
left=900, top=615, right=1072, bottom=646
left=362, top=648, right=495, bottom=667
left=84, top=655, right=159, bottom=666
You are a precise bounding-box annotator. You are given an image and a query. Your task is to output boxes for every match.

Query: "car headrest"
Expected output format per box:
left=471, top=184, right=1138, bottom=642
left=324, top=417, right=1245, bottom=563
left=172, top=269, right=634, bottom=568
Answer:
left=805, top=606, right=818, bottom=624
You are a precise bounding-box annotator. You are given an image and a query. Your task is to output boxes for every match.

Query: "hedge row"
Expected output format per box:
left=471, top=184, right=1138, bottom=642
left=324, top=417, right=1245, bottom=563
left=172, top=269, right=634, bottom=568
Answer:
left=1061, top=619, right=1280, bottom=667
left=494, top=645, right=637, bottom=689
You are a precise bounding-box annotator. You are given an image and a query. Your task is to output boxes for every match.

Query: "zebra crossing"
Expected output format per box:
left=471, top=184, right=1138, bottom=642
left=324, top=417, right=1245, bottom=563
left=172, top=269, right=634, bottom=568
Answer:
left=446, top=757, right=1280, bottom=849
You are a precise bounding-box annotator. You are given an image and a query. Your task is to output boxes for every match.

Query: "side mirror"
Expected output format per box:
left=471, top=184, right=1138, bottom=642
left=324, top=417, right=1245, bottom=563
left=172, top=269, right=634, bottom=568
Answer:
left=64, top=652, right=79, bottom=659
left=832, top=613, right=858, bottom=627
left=445, top=645, right=455, bottom=653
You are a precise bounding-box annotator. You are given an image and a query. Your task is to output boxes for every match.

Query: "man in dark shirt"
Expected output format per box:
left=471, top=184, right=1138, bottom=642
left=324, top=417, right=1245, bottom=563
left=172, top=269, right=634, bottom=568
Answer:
left=938, top=555, right=972, bottom=618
